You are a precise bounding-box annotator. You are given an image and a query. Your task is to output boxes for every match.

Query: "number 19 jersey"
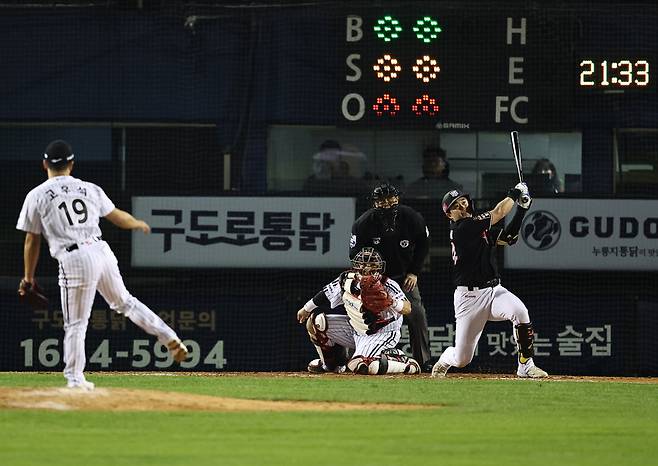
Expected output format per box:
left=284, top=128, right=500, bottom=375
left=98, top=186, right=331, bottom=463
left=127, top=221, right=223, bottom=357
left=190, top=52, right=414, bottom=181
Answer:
left=16, top=175, right=115, bottom=259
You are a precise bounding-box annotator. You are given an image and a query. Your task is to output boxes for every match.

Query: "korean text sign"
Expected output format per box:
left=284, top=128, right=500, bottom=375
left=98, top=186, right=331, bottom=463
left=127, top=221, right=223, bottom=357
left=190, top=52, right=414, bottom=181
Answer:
left=132, top=197, right=355, bottom=268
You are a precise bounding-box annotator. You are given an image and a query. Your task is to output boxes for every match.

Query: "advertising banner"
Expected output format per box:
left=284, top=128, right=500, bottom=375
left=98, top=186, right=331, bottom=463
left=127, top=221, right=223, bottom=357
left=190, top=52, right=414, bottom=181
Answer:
left=505, top=199, right=658, bottom=270
left=132, top=197, right=355, bottom=268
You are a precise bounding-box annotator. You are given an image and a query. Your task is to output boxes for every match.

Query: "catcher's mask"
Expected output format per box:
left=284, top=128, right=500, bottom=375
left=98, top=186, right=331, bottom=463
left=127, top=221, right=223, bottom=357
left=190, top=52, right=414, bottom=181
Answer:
left=441, top=189, right=472, bottom=217
left=351, top=247, right=386, bottom=275
left=371, top=182, right=400, bottom=231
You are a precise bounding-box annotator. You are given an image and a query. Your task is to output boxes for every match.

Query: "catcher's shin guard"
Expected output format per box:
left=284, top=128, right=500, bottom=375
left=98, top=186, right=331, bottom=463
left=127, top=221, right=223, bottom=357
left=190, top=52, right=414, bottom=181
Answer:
left=306, top=313, right=346, bottom=371
left=514, top=323, right=535, bottom=361
left=348, top=350, right=420, bottom=375
left=347, top=356, right=370, bottom=374
left=306, top=312, right=330, bottom=347
left=376, top=348, right=420, bottom=374
left=313, top=345, right=348, bottom=372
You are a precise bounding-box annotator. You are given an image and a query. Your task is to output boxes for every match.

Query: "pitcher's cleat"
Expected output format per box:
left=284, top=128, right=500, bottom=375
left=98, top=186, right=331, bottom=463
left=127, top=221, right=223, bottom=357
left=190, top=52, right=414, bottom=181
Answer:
left=517, top=360, right=548, bottom=378
left=430, top=361, right=450, bottom=378
left=66, top=380, right=95, bottom=391
left=167, top=338, right=189, bottom=362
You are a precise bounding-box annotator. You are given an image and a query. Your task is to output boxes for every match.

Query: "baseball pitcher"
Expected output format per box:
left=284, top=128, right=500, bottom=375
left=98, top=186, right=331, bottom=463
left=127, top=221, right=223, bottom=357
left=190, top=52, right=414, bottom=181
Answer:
left=431, top=184, right=548, bottom=379
left=16, top=140, right=189, bottom=391
left=297, top=247, right=421, bottom=375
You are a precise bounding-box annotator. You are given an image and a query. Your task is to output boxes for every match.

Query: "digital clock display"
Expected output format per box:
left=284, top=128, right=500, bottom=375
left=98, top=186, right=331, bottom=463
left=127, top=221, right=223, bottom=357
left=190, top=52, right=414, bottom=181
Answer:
left=578, top=58, right=652, bottom=89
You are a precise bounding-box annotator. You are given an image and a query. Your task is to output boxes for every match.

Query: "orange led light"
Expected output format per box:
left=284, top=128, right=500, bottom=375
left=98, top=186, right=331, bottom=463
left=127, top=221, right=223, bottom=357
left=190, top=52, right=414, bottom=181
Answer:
left=412, top=55, right=440, bottom=83
left=373, top=55, right=402, bottom=82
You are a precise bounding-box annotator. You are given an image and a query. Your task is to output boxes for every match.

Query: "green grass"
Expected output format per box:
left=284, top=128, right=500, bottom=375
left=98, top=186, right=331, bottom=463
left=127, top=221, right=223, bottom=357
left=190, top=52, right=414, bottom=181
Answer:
left=1, top=372, right=657, bottom=466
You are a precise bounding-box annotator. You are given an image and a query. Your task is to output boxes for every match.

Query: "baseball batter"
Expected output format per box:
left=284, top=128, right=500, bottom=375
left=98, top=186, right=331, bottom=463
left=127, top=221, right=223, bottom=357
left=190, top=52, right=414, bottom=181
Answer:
left=16, top=140, right=189, bottom=391
left=296, top=248, right=421, bottom=375
left=431, top=184, right=548, bottom=379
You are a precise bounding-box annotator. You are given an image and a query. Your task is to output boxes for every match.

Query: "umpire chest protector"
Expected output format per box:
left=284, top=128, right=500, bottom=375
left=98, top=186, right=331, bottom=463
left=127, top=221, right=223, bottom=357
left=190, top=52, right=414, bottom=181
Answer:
left=351, top=205, right=427, bottom=280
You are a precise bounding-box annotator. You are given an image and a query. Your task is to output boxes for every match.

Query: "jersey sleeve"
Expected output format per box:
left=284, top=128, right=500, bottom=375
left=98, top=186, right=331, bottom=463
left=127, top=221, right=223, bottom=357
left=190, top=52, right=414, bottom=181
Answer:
left=16, top=191, right=42, bottom=234
left=322, top=276, right=345, bottom=309
left=349, top=218, right=368, bottom=259
left=383, top=278, right=409, bottom=313
left=96, top=185, right=116, bottom=217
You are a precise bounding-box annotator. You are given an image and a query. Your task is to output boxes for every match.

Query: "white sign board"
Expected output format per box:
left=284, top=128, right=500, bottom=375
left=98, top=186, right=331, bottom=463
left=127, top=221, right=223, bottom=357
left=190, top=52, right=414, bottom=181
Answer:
left=132, top=197, right=355, bottom=268
left=505, top=199, right=658, bottom=270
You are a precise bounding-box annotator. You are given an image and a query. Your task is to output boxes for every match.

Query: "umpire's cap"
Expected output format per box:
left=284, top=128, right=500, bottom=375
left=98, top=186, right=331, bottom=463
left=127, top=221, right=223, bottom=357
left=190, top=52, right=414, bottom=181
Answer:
left=442, top=189, right=472, bottom=216
left=43, top=140, right=75, bottom=166
left=371, top=182, right=400, bottom=203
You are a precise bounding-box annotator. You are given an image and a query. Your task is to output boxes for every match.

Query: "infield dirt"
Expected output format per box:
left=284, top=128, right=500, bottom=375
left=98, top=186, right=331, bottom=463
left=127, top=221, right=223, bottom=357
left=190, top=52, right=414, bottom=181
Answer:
left=2, top=372, right=655, bottom=412
left=0, top=386, right=433, bottom=412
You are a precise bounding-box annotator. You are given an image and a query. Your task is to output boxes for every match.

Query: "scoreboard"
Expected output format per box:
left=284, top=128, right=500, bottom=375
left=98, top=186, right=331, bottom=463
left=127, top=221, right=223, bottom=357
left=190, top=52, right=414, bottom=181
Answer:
left=339, top=10, right=654, bottom=130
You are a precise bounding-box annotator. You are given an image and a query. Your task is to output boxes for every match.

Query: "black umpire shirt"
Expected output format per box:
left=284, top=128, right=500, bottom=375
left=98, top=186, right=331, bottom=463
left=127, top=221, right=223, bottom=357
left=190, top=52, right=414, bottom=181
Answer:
left=449, top=211, right=499, bottom=287
left=350, top=205, right=430, bottom=281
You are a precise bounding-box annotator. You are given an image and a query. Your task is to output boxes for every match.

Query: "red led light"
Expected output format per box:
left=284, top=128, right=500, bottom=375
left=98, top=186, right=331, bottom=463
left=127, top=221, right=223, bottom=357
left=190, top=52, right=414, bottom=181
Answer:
left=412, top=94, right=439, bottom=116
left=373, top=94, right=400, bottom=117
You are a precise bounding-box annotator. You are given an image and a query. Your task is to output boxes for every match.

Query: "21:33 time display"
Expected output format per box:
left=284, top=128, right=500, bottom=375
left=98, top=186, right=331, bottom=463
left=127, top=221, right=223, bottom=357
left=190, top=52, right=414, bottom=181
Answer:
left=578, top=59, right=650, bottom=88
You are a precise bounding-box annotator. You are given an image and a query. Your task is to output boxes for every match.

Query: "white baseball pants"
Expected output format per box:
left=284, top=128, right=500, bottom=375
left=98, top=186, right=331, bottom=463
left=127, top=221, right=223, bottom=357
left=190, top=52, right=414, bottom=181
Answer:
left=323, top=314, right=402, bottom=358
left=57, top=241, right=178, bottom=385
left=438, top=284, right=530, bottom=368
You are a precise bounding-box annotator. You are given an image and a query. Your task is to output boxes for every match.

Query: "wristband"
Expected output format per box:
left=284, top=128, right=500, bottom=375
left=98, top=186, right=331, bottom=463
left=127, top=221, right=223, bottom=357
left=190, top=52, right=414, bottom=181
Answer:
left=303, top=299, right=318, bottom=313
left=506, top=188, right=522, bottom=201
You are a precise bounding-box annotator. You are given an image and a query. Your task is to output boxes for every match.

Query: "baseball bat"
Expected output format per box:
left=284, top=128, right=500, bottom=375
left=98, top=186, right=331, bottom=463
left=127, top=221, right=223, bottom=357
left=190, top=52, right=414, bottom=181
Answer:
left=510, top=131, right=530, bottom=205
left=510, top=130, right=524, bottom=182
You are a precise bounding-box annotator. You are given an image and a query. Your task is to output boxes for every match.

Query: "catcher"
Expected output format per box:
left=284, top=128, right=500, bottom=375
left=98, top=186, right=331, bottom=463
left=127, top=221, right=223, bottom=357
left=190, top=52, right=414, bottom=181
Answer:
left=296, top=247, right=421, bottom=375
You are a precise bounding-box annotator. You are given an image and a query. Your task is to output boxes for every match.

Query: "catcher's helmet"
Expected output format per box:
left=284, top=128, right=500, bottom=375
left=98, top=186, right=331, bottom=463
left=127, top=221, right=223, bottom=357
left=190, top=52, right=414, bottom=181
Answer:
left=43, top=140, right=75, bottom=166
left=351, top=247, right=386, bottom=275
left=371, top=182, right=400, bottom=204
left=442, top=189, right=472, bottom=216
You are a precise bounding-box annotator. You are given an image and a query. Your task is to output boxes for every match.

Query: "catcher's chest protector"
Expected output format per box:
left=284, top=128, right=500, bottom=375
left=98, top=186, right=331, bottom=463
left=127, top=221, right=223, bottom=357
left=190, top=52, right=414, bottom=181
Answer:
left=342, top=274, right=370, bottom=335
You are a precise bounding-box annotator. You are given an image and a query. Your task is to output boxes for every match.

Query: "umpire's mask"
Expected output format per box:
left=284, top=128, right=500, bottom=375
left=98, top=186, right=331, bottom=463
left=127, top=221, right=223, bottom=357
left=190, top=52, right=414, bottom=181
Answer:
left=372, top=182, right=400, bottom=231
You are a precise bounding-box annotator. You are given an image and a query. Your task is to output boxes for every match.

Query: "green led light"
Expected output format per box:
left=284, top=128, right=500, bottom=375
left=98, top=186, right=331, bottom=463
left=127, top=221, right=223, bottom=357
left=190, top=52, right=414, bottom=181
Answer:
left=413, top=16, right=442, bottom=43
left=373, top=15, right=403, bottom=42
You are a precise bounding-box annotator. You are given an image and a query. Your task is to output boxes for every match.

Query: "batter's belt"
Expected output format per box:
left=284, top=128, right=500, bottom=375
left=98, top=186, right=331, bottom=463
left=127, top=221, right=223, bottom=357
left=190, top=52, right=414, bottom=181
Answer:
left=456, top=278, right=500, bottom=292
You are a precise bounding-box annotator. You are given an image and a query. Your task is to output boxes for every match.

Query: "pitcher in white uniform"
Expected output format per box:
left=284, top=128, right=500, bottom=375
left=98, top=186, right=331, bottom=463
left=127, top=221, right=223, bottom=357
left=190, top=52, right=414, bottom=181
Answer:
left=431, top=185, right=548, bottom=379
left=16, top=140, right=189, bottom=391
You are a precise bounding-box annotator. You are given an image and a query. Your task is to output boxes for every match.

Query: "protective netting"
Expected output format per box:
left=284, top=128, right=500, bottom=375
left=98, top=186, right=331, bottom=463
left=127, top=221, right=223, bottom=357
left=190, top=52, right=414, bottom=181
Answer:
left=0, top=2, right=657, bottom=375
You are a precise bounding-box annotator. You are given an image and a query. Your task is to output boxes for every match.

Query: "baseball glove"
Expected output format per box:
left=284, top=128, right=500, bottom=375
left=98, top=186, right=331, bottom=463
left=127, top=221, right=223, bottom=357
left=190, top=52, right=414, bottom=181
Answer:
left=18, top=279, right=49, bottom=310
left=359, top=274, right=393, bottom=313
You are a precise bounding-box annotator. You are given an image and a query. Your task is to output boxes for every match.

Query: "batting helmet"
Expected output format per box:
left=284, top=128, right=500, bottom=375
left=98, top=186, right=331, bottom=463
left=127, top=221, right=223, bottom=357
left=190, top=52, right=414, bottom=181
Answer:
left=43, top=140, right=75, bottom=167
left=351, top=247, right=386, bottom=275
left=442, top=189, right=472, bottom=216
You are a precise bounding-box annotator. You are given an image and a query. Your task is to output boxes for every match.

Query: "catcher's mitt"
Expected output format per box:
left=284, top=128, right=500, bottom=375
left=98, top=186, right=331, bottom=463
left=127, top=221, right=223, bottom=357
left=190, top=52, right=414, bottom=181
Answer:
left=359, top=274, right=393, bottom=313
left=18, top=279, right=49, bottom=309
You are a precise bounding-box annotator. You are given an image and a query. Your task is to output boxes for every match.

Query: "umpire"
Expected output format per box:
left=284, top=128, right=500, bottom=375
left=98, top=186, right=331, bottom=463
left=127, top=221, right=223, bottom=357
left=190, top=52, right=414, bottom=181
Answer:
left=350, top=182, right=431, bottom=370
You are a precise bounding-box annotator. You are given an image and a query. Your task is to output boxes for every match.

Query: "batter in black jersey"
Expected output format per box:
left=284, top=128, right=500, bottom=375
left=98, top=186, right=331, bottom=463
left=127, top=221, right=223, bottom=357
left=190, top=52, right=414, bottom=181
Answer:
left=350, top=183, right=431, bottom=369
left=431, top=184, right=548, bottom=379
left=450, top=210, right=500, bottom=287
